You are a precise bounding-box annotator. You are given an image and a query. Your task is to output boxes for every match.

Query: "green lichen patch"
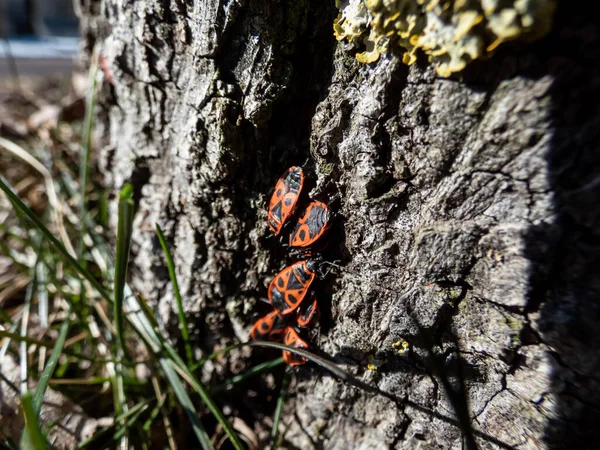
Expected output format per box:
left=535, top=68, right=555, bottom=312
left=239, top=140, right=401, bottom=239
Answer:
left=334, top=0, right=556, bottom=76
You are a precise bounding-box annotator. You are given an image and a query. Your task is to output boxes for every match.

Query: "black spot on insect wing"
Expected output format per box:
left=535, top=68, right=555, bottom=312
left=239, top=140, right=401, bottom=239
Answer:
left=286, top=293, right=299, bottom=307
left=270, top=288, right=289, bottom=315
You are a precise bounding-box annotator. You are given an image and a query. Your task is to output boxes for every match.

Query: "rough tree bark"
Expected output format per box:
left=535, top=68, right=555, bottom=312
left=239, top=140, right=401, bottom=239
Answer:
left=76, top=0, right=600, bottom=448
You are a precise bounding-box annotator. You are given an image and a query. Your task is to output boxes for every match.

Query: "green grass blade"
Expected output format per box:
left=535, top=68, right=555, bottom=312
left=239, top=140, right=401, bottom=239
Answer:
left=113, top=184, right=134, bottom=449
left=75, top=400, right=152, bottom=449
left=135, top=294, right=160, bottom=330
left=212, top=357, right=285, bottom=394
left=155, top=223, right=193, bottom=365
left=0, top=302, right=11, bottom=322
left=36, top=263, right=48, bottom=328
left=131, top=321, right=243, bottom=450
left=78, top=55, right=98, bottom=258
left=248, top=341, right=385, bottom=394
left=19, top=274, right=35, bottom=394
left=106, top=255, right=242, bottom=449
left=197, top=340, right=367, bottom=448
left=110, top=370, right=127, bottom=449
left=32, top=316, right=70, bottom=412
left=271, top=367, right=291, bottom=448
left=161, top=343, right=244, bottom=450
left=0, top=176, right=111, bottom=302
left=160, top=359, right=213, bottom=450
left=0, top=318, right=23, bottom=360
left=122, top=294, right=162, bottom=355
left=1, top=438, right=18, bottom=450
left=112, top=401, right=150, bottom=440
left=142, top=385, right=167, bottom=432
left=0, top=329, right=106, bottom=363
left=20, top=392, right=49, bottom=450
left=75, top=58, right=98, bottom=320
left=114, top=184, right=134, bottom=357
left=203, top=340, right=404, bottom=405
left=120, top=238, right=243, bottom=450
left=191, top=341, right=247, bottom=371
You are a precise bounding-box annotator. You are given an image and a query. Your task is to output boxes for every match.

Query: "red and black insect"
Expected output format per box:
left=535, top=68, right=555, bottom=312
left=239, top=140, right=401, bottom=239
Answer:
left=267, top=167, right=304, bottom=235
left=250, top=312, right=313, bottom=366
left=250, top=310, right=288, bottom=342
left=100, top=53, right=115, bottom=86
left=289, top=201, right=331, bottom=248
left=282, top=327, right=309, bottom=366
left=268, top=260, right=319, bottom=317
left=296, top=296, right=320, bottom=328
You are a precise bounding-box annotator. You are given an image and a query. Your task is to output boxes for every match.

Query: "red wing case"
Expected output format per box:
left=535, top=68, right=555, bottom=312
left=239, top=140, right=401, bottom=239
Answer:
left=289, top=201, right=331, bottom=247
left=268, top=261, right=316, bottom=317
left=282, top=327, right=309, bottom=366
left=250, top=311, right=287, bottom=342
left=267, top=167, right=304, bottom=235
left=296, top=296, right=320, bottom=328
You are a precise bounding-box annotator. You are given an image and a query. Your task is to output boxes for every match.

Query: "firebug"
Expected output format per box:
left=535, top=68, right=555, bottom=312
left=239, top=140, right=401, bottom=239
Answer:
left=268, top=260, right=319, bottom=317
left=282, top=327, right=309, bottom=366
left=100, top=53, right=115, bottom=86
left=289, top=201, right=331, bottom=247
left=250, top=310, right=288, bottom=342
left=267, top=166, right=304, bottom=235
left=296, top=296, right=320, bottom=328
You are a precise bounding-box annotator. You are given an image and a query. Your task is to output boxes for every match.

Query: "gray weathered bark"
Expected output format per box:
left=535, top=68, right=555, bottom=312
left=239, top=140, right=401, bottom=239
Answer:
left=77, top=0, right=600, bottom=448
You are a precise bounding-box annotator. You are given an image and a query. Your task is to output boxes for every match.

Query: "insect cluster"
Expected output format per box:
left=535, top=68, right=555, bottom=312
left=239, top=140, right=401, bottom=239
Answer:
left=251, top=167, right=332, bottom=366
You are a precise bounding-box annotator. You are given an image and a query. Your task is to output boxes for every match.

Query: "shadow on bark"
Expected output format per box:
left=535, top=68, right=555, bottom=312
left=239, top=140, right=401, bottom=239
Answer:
left=301, top=3, right=600, bottom=447
left=521, top=2, right=600, bottom=449
left=301, top=316, right=516, bottom=450
left=450, top=3, right=600, bottom=448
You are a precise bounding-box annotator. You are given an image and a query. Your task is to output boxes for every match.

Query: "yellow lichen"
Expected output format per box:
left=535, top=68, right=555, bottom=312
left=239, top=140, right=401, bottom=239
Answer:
left=356, top=34, right=383, bottom=63
left=367, top=354, right=379, bottom=370
left=391, top=340, right=410, bottom=354
left=334, top=0, right=556, bottom=76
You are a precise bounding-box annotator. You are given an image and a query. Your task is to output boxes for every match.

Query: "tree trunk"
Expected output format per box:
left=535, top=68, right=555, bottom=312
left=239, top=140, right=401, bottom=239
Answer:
left=76, top=0, right=600, bottom=448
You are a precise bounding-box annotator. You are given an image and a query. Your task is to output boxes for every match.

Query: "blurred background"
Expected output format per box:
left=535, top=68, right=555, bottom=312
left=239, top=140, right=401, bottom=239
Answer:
left=0, top=2, right=114, bottom=444
left=1, top=0, right=84, bottom=141
left=1, top=0, right=91, bottom=336
left=1, top=0, right=79, bottom=77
